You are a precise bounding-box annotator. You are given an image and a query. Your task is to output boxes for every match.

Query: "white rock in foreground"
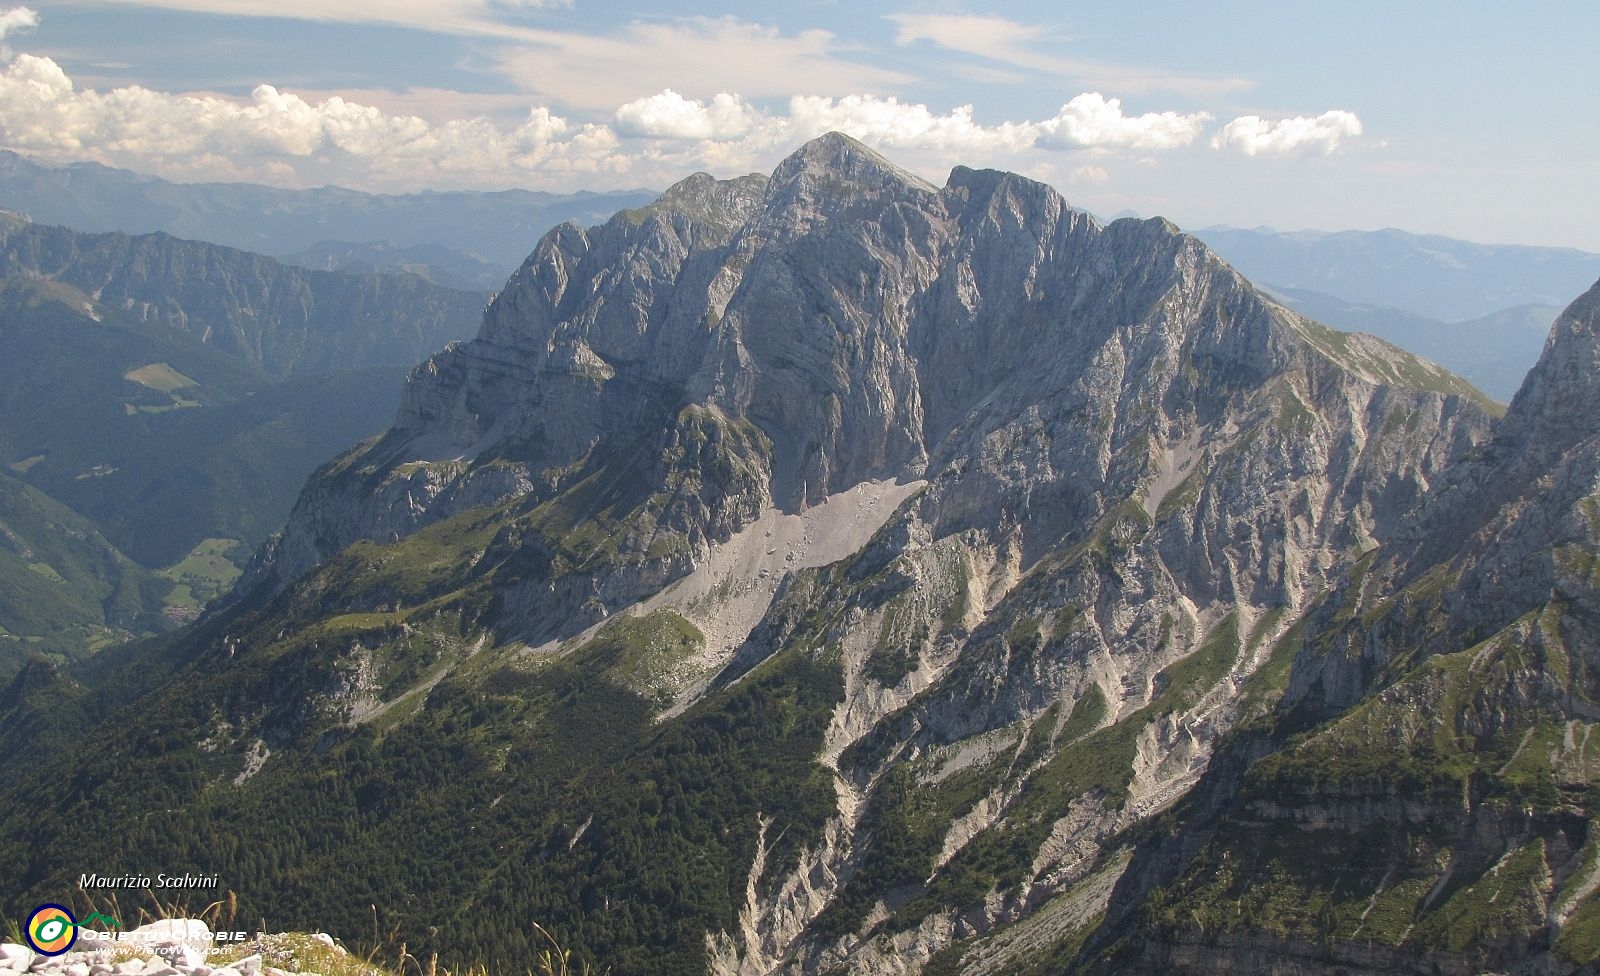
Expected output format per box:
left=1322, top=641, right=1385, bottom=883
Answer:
left=0, top=944, right=34, bottom=965
left=131, top=920, right=212, bottom=947
left=17, top=923, right=365, bottom=976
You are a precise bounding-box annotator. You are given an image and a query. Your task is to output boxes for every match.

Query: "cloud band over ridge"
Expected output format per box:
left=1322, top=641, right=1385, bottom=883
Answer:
left=0, top=6, right=1363, bottom=193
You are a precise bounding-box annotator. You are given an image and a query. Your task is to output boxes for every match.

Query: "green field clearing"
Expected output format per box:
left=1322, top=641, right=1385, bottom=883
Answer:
left=6, top=455, right=44, bottom=474
left=159, top=537, right=246, bottom=611
left=26, top=561, right=66, bottom=583
left=123, top=362, right=198, bottom=392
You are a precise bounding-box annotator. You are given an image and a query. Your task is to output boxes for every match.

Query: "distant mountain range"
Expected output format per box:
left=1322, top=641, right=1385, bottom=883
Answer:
left=1193, top=225, right=1600, bottom=402
left=0, top=216, right=486, bottom=673
left=277, top=239, right=511, bottom=292
left=0, top=157, right=651, bottom=676
left=0, top=211, right=486, bottom=378
left=5, top=150, right=1595, bottom=406
left=1196, top=224, right=1600, bottom=322
left=0, top=149, right=655, bottom=278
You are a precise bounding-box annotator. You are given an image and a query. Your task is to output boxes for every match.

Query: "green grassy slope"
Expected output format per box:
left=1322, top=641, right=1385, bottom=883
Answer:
left=0, top=470, right=168, bottom=673
left=0, top=441, right=837, bottom=974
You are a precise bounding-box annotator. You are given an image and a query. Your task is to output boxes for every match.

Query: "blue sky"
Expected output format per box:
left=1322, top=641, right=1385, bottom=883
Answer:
left=2, top=2, right=1596, bottom=249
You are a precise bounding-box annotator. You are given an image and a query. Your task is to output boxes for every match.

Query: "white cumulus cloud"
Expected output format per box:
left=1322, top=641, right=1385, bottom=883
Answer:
left=614, top=90, right=761, bottom=140
left=0, top=54, right=623, bottom=188
left=615, top=90, right=1204, bottom=160
left=0, top=4, right=35, bottom=58
left=783, top=96, right=1037, bottom=154
left=1036, top=93, right=1210, bottom=150
left=0, top=5, right=36, bottom=39
left=0, top=21, right=1356, bottom=199
left=1211, top=110, right=1363, bottom=156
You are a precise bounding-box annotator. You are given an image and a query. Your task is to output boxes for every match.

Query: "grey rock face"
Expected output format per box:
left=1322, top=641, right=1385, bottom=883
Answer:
left=1087, top=277, right=1600, bottom=975
left=1503, top=277, right=1600, bottom=458
left=1328, top=276, right=1600, bottom=676
left=261, top=134, right=1490, bottom=591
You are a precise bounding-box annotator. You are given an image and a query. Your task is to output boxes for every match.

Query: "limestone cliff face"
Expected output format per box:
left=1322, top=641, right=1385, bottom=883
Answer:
left=1076, top=277, right=1600, bottom=976
left=259, top=135, right=1488, bottom=601
left=238, top=135, right=1506, bottom=973
left=1280, top=278, right=1600, bottom=719
left=1385, top=276, right=1600, bottom=606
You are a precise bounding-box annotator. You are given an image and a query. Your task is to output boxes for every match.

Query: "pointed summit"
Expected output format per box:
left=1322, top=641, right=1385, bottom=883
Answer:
left=769, top=131, right=937, bottom=195
left=1502, top=275, right=1600, bottom=453
left=1387, top=275, right=1600, bottom=574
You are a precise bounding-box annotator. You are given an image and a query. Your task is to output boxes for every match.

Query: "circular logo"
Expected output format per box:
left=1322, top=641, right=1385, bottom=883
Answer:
left=25, top=904, right=78, bottom=956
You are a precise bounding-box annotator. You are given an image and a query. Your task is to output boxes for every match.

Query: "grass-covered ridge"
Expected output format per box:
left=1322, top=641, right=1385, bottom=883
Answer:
left=1283, top=310, right=1505, bottom=416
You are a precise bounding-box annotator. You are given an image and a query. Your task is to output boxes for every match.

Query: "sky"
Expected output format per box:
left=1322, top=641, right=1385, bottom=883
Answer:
left=1, top=2, right=1596, bottom=249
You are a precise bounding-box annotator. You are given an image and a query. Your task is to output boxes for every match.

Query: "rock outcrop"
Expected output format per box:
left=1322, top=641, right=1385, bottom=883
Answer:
left=1, top=921, right=368, bottom=976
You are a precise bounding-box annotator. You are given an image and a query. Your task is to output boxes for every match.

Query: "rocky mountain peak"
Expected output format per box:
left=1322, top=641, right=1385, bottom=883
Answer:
left=262, top=137, right=1499, bottom=595
left=652, top=171, right=767, bottom=210
left=1503, top=275, right=1600, bottom=451
left=0, top=208, right=29, bottom=234
left=768, top=130, right=937, bottom=196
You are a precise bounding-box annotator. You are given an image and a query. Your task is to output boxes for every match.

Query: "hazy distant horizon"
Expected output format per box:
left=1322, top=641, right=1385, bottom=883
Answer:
left=1, top=3, right=1595, bottom=249
left=5, top=144, right=1596, bottom=259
